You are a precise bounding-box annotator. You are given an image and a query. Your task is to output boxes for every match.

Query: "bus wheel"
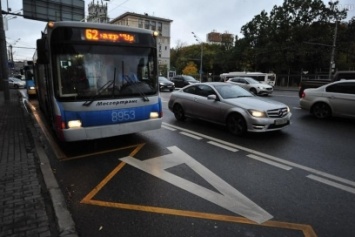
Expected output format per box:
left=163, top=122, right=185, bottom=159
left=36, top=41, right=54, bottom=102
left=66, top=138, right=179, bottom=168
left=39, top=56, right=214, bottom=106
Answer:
left=173, top=104, right=186, bottom=121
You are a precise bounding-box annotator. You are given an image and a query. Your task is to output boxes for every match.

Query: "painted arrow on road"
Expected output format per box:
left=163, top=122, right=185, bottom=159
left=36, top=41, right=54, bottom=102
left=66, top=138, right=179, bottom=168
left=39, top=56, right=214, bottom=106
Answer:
left=120, top=146, right=273, bottom=224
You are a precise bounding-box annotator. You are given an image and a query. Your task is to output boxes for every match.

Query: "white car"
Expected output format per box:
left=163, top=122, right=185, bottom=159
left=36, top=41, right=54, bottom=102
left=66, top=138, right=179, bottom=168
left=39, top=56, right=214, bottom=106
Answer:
left=300, top=80, right=355, bottom=119
left=226, top=77, right=273, bottom=95
left=8, top=77, right=26, bottom=89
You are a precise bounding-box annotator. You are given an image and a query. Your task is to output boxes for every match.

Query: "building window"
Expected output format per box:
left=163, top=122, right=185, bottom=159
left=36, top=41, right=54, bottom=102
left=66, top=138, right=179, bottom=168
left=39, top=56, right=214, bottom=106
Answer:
left=144, top=20, right=150, bottom=29
left=151, top=21, right=156, bottom=30
left=158, top=22, right=162, bottom=32
left=138, top=18, right=143, bottom=28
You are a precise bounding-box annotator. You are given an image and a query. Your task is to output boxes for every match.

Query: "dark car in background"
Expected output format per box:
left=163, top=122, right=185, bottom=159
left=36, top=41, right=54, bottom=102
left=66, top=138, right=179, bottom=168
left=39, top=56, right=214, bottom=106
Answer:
left=171, top=75, right=200, bottom=88
left=159, top=76, right=175, bottom=92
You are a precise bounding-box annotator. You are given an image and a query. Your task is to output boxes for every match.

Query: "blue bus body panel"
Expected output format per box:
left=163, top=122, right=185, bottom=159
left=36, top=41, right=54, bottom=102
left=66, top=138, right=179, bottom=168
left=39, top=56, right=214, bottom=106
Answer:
left=58, top=101, right=161, bottom=127
left=26, top=80, right=35, bottom=88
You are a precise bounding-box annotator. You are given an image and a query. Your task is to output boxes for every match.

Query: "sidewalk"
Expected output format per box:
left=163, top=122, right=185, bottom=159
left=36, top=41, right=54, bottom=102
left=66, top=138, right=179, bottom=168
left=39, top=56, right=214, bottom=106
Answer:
left=0, top=89, right=77, bottom=237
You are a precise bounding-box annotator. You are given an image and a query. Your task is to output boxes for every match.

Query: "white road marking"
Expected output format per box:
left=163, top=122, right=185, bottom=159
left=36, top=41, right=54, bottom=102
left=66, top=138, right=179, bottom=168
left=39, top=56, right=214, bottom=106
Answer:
left=162, top=125, right=176, bottom=131
left=162, top=122, right=355, bottom=192
left=180, top=131, right=202, bottom=140
left=247, top=154, right=292, bottom=171
left=120, top=146, right=273, bottom=224
left=208, top=141, right=239, bottom=152
left=307, top=175, right=355, bottom=195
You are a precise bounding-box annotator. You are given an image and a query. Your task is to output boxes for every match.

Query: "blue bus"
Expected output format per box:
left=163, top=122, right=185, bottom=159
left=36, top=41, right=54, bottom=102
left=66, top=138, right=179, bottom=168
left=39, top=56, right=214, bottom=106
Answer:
left=33, top=21, right=162, bottom=142
left=23, top=61, right=37, bottom=97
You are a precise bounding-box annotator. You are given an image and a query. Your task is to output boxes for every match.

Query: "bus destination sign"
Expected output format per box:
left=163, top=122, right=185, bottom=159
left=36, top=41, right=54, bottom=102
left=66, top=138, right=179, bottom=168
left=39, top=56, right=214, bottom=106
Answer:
left=84, top=29, right=136, bottom=43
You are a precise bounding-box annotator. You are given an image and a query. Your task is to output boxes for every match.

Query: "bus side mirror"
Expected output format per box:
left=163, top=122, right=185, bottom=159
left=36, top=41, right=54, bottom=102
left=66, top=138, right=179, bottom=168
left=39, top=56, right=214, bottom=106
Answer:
left=36, top=39, right=49, bottom=64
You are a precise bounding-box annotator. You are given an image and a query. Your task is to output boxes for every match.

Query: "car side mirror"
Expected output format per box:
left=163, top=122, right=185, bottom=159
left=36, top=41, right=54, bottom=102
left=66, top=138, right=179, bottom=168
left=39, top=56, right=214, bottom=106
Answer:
left=207, top=94, right=217, bottom=100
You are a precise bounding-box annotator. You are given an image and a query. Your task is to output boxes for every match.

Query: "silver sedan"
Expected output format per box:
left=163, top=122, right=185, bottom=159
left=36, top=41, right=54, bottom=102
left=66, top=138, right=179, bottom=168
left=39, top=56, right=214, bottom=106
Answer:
left=226, top=77, right=273, bottom=95
left=168, top=82, right=291, bottom=136
left=300, top=80, right=355, bottom=119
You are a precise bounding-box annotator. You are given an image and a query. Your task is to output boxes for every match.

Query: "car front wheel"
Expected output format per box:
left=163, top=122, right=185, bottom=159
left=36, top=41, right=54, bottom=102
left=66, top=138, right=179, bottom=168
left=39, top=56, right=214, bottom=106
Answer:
left=250, top=88, right=257, bottom=95
left=311, top=102, right=331, bottom=119
left=226, top=113, right=247, bottom=136
left=173, top=104, right=186, bottom=121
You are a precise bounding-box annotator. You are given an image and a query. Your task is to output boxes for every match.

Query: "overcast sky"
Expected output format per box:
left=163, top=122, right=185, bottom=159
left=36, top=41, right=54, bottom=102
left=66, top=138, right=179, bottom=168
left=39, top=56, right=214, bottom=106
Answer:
left=2, top=0, right=355, bottom=61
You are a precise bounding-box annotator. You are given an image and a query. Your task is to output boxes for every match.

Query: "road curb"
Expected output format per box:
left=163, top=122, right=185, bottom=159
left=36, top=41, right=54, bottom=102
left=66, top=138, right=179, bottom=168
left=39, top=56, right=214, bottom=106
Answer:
left=22, top=94, right=78, bottom=237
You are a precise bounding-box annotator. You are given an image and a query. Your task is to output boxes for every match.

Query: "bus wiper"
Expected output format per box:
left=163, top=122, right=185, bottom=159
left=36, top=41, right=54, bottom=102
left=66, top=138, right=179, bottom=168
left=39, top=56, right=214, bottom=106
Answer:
left=111, top=67, right=117, bottom=97
left=124, top=76, right=149, bottom=102
left=82, top=79, right=115, bottom=106
left=120, top=60, right=149, bottom=102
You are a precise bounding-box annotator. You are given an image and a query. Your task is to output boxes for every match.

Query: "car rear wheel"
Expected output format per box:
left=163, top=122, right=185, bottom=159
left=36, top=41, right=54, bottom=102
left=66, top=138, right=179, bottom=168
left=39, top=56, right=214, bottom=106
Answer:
left=173, top=104, right=186, bottom=121
left=226, top=113, right=247, bottom=136
left=311, top=102, right=331, bottom=119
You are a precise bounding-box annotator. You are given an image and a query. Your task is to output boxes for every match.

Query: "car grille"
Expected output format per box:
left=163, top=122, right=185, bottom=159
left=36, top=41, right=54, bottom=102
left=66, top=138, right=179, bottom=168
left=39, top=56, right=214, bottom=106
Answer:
left=267, top=107, right=288, bottom=118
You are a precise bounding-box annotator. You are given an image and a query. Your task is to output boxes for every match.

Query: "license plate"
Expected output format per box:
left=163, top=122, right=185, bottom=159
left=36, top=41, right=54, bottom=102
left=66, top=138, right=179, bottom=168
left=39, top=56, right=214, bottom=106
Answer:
left=275, top=118, right=288, bottom=125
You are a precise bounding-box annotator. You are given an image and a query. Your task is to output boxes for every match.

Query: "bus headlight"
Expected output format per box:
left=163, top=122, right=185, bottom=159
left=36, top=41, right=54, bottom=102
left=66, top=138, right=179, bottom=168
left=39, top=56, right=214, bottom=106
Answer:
left=68, top=120, right=82, bottom=128
left=150, top=112, right=159, bottom=119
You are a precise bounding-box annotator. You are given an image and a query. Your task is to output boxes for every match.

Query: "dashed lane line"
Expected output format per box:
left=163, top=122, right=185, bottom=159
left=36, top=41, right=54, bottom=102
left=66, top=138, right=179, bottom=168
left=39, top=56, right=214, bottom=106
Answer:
left=307, top=175, right=355, bottom=195
left=162, top=122, right=355, bottom=194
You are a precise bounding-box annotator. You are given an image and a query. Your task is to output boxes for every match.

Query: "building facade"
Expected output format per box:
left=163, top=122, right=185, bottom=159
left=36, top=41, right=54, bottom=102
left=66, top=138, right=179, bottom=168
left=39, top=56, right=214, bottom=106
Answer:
left=86, top=0, right=109, bottom=23
left=110, top=12, right=173, bottom=75
left=207, top=30, right=234, bottom=46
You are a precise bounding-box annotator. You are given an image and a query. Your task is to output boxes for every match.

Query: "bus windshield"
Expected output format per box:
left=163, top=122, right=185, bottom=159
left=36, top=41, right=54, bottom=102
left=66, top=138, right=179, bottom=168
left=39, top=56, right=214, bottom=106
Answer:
left=53, top=44, right=157, bottom=100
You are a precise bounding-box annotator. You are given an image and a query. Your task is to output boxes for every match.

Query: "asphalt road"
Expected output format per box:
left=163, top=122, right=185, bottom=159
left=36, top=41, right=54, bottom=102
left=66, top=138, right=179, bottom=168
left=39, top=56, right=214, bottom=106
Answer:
left=30, top=89, right=355, bottom=237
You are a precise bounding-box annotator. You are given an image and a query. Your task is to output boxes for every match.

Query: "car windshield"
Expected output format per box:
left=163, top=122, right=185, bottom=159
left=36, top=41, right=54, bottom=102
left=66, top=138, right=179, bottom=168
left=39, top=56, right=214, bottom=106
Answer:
left=243, top=77, right=260, bottom=84
left=10, top=78, right=22, bottom=82
left=214, top=84, right=253, bottom=99
left=184, top=76, right=197, bottom=81
left=159, top=77, right=170, bottom=82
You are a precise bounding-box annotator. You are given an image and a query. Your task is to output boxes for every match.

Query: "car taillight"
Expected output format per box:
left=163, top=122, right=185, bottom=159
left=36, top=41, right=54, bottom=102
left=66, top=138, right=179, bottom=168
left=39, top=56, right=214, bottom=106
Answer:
left=301, top=92, right=306, bottom=98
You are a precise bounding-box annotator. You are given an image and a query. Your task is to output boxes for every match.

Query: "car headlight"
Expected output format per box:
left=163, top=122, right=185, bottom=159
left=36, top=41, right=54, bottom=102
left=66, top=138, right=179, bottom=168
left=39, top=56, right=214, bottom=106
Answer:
left=248, top=110, right=267, bottom=118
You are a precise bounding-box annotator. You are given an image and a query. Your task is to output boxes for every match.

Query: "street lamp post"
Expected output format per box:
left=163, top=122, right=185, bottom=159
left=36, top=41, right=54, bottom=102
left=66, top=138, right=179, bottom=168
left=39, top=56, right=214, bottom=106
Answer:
left=0, top=2, right=10, bottom=100
left=328, top=21, right=338, bottom=80
left=191, top=32, right=203, bottom=81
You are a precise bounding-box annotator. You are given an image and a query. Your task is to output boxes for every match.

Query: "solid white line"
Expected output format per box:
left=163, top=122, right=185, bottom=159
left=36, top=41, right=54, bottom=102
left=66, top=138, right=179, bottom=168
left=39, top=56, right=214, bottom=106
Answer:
left=307, top=175, right=355, bottom=195
left=207, top=141, right=238, bottom=152
left=247, top=154, right=292, bottom=171
left=162, top=125, right=176, bottom=131
left=180, top=131, right=202, bottom=140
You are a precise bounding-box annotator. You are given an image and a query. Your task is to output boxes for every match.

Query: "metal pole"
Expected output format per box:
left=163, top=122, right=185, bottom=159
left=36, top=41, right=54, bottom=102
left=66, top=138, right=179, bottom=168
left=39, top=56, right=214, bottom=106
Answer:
left=200, top=43, right=203, bottom=81
left=328, top=21, right=338, bottom=80
left=0, top=3, right=10, bottom=100
left=192, top=32, right=203, bottom=81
